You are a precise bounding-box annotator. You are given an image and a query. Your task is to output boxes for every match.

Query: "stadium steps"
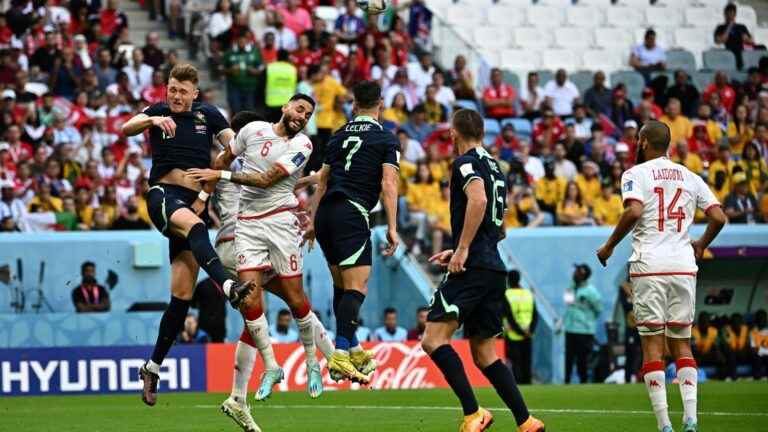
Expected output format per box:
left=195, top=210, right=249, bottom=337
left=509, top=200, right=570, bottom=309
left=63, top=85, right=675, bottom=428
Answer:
left=122, top=0, right=223, bottom=105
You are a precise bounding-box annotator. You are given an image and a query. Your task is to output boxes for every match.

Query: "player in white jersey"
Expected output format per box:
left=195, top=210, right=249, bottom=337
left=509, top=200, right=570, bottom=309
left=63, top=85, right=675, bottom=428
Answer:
left=597, top=121, right=727, bottom=432
left=189, top=99, right=332, bottom=431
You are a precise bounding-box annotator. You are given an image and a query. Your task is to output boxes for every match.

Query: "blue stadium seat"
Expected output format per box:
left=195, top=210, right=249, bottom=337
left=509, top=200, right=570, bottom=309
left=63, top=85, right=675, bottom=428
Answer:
left=502, top=69, right=521, bottom=90
left=501, top=118, right=532, bottom=139
left=455, top=99, right=480, bottom=112
left=570, top=71, right=594, bottom=94
left=703, top=49, right=737, bottom=72
left=536, top=70, right=555, bottom=86
left=666, top=49, right=696, bottom=71
left=727, top=70, right=748, bottom=84
left=484, top=119, right=501, bottom=147
left=609, top=71, right=645, bottom=103
left=741, top=50, right=767, bottom=70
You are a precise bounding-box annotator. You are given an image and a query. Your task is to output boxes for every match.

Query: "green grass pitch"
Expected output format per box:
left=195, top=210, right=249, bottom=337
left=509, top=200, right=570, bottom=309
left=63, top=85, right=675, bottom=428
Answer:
left=1, top=382, right=766, bottom=431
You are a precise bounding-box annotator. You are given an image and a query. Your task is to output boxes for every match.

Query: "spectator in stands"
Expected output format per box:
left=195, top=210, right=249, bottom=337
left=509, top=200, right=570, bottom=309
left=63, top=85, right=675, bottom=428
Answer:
left=483, top=68, right=517, bottom=121
left=374, top=307, right=407, bottom=342
left=617, top=120, right=638, bottom=165
left=608, top=85, right=634, bottom=133
left=639, top=87, right=663, bottom=119
left=0, top=180, right=25, bottom=228
left=689, top=122, right=716, bottom=165
left=693, top=311, right=726, bottom=379
left=630, top=29, right=666, bottom=83
left=576, top=160, right=601, bottom=208
left=31, top=30, right=61, bottom=76
left=503, top=269, right=536, bottom=384
left=585, top=124, right=615, bottom=173
left=407, top=52, right=435, bottom=100
left=724, top=171, right=759, bottom=223
left=271, top=309, right=299, bottom=343
left=752, top=123, right=768, bottom=159
left=714, top=3, right=754, bottom=70
left=312, top=63, right=347, bottom=147
left=727, top=104, right=754, bottom=155
left=533, top=108, right=565, bottom=154
left=544, top=69, right=579, bottom=117
left=520, top=71, right=545, bottom=120
left=704, top=71, right=737, bottom=113
left=408, top=0, right=433, bottom=52
left=448, top=54, right=475, bottom=101
left=223, top=30, right=263, bottom=114
left=112, top=196, right=150, bottom=230
left=123, top=49, right=154, bottom=97
left=335, top=0, right=365, bottom=44
left=535, top=161, right=565, bottom=223
left=708, top=91, right=730, bottom=130
left=177, top=314, right=210, bottom=344
left=71, top=261, right=110, bottom=313
left=93, top=48, right=117, bottom=92
left=383, top=93, right=409, bottom=127
left=571, top=103, right=592, bottom=142
left=142, top=32, right=165, bottom=70
left=518, top=140, right=544, bottom=181
left=666, top=70, right=700, bottom=118
left=432, top=70, right=455, bottom=109
left=404, top=161, right=439, bottom=254
left=709, top=144, right=735, bottom=201
left=421, top=84, right=447, bottom=125
left=695, top=104, right=723, bottom=151
left=384, top=68, right=418, bottom=111
left=407, top=306, right=428, bottom=341
left=563, top=263, right=601, bottom=383
left=673, top=141, right=704, bottom=176
left=739, top=141, right=768, bottom=195
left=554, top=142, right=577, bottom=181
left=557, top=181, right=591, bottom=226
left=402, top=104, right=433, bottom=145
left=583, top=71, right=611, bottom=117
left=660, top=98, right=693, bottom=148
left=722, top=313, right=751, bottom=380
left=495, top=123, right=521, bottom=162
left=751, top=309, right=768, bottom=379
left=593, top=180, right=622, bottom=226
left=277, top=0, right=312, bottom=36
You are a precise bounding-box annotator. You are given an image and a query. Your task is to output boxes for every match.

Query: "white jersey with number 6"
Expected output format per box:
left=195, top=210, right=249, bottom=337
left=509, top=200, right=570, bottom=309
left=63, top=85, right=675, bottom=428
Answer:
left=621, top=157, right=720, bottom=274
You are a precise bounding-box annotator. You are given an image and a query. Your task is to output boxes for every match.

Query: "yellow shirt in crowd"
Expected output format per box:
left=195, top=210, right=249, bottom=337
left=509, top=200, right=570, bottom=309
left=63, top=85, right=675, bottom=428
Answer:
left=313, top=75, right=347, bottom=130
left=660, top=114, right=693, bottom=145
left=28, top=196, right=63, bottom=213
left=708, top=159, right=736, bottom=192
left=534, top=176, right=566, bottom=208
left=673, top=153, right=704, bottom=175
left=382, top=107, right=408, bottom=125
left=406, top=182, right=441, bottom=213
left=557, top=201, right=589, bottom=224
left=592, top=194, right=623, bottom=226
left=575, top=175, right=601, bottom=207
left=726, top=122, right=754, bottom=155
left=737, top=159, right=768, bottom=196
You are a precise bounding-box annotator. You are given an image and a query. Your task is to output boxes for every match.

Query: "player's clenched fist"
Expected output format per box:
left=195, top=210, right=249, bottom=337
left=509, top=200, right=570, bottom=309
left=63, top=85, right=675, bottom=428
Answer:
left=596, top=243, right=613, bottom=267
left=151, top=116, right=176, bottom=138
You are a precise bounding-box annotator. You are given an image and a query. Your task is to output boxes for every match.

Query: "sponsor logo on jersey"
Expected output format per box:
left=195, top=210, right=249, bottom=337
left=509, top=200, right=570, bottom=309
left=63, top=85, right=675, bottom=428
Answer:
left=291, top=152, right=306, bottom=167
left=459, top=163, right=474, bottom=177
left=623, top=180, right=633, bottom=192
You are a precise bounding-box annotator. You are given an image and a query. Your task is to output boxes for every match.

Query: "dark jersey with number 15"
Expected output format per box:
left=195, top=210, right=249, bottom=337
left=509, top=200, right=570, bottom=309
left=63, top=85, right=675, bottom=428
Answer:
left=322, top=116, right=400, bottom=211
left=450, top=146, right=507, bottom=272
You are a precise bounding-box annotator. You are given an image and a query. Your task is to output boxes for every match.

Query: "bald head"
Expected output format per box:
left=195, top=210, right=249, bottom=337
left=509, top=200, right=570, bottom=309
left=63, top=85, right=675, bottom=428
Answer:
left=640, top=120, right=671, bottom=152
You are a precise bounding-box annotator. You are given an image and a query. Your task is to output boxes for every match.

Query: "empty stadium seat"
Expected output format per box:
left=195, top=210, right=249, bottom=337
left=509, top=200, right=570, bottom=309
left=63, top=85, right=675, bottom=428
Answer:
left=474, top=27, right=513, bottom=50
left=582, top=49, right=622, bottom=72
left=527, top=6, right=565, bottom=28
left=605, top=7, right=644, bottom=29
left=536, top=70, right=555, bottom=85
left=555, top=27, right=593, bottom=49
left=479, top=50, right=501, bottom=68
left=570, top=71, right=595, bottom=94
left=645, top=7, right=683, bottom=28
left=541, top=49, right=581, bottom=70
left=739, top=6, right=758, bottom=31
left=703, top=49, right=737, bottom=71
left=752, top=28, right=768, bottom=47
left=456, top=99, right=481, bottom=112
left=446, top=5, right=483, bottom=26
left=514, top=28, right=553, bottom=49
left=502, top=69, right=521, bottom=90
left=691, top=71, right=714, bottom=91
left=727, top=70, right=748, bottom=83
left=666, top=49, right=697, bottom=71
left=594, top=27, right=634, bottom=50
left=501, top=118, right=533, bottom=138
left=742, top=50, right=768, bottom=70
left=501, top=49, right=541, bottom=70
left=566, top=7, right=604, bottom=28
left=610, top=70, right=645, bottom=102
left=497, top=0, right=535, bottom=6
left=484, top=119, right=502, bottom=145
left=684, top=8, right=720, bottom=28
left=486, top=6, right=526, bottom=27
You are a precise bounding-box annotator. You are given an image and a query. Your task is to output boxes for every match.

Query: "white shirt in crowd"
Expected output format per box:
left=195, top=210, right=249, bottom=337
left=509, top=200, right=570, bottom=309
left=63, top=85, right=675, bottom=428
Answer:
left=406, top=62, right=435, bottom=100
left=265, top=26, right=298, bottom=52
left=555, top=158, right=578, bottom=181
left=371, top=64, right=398, bottom=89
left=435, top=85, right=456, bottom=109
left=402, top=137, right=426, bottom=163
left=543, top=80, right=580, bottom=117
left=524, top=155, right=545, bottom=181
left=631, top=43, right=666, bottom=67
left=520, top=84, right=545, bottom=111
left=123, top=63, right=154, bottom=94
left=373, top=326, right=408, bottom=342
left=209, top=11, right=233, bottom=38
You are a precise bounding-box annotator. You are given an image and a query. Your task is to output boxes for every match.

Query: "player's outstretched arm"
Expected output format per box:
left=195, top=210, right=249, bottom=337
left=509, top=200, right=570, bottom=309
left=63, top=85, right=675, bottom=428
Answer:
left=380, top=165, right=400, bottom=256
left=449, top=179, right=487, bottom=274
left=186, top=166, right=287, bottom=189
left=692, top=206, right=727, bottom=260
left=121, top=113, right=176, bottom=137
left=596, top=200, right=643, bottom=267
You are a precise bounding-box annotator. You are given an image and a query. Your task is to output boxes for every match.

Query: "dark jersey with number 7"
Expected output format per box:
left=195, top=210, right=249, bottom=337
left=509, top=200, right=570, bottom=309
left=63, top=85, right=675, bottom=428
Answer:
left=450, top=146, right=507, bottom=272
left=322, top=116, right=400, bottom=211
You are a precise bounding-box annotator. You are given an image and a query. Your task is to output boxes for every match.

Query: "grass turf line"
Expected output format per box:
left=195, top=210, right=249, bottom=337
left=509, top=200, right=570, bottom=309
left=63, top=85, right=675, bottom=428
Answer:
left=0, top=381, right=766, bottom=431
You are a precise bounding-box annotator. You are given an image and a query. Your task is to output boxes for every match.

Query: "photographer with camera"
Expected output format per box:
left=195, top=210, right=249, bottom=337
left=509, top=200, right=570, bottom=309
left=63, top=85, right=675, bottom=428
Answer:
left=71, top=261, right=111, bottom=313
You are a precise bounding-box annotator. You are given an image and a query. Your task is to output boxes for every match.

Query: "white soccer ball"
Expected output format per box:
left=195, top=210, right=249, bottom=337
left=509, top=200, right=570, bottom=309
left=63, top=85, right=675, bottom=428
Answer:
left=357, top=0, right=388, bottom=14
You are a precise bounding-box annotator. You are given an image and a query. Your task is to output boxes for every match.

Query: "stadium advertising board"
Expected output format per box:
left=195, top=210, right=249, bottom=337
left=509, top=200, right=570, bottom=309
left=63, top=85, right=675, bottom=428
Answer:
left=0, top=345, right=206, bottom=396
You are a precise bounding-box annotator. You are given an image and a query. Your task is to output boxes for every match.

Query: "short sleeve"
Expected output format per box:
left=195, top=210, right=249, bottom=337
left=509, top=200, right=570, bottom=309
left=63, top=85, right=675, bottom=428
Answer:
left=230, top=123, right=251, bottom=156
left=205, top=105, right=230, bottom=137
left=141, top=103, right=165, bottom=117
left=453, top=156, right=483, bottom=191
left=620, top=169, right=644, bottom=205
left=275, top=135, right=313, bottom=175
left=382, top=133, right=400, bottom=170
left=694, top=174, right=720, bottom=212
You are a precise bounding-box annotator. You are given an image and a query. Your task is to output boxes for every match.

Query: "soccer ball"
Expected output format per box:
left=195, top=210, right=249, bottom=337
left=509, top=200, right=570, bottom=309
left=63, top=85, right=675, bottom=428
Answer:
left=357, top=0, right=388, bottom=14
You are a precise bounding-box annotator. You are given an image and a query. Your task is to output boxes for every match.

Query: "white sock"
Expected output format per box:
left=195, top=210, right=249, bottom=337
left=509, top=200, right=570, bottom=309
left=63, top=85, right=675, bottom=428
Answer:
left=297, top=312, right=319, bottom=367
left=677, top=363, right=698, bottom=424
left=231, top=341, right=257, bottom=403
left=146, top=360, right=161, bottom=374
left=644, top=369, right=671, bottom=430
left=245, top=315, right=280, bottom=370
left=222, top=279, right=234, bottom=297
left=311, top=313, right=334, bottom=360
left=349, top=344, right=363, bottom=354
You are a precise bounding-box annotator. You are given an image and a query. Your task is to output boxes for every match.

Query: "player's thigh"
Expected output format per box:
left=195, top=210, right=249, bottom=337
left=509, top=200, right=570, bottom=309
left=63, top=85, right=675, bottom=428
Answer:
left=215, top=240, right=237, bottom=275
left=469, top=336, right=501, bottom=369
left=630, top=272, right=667, bottom=337
left=463, top=270, right=507, bottom=340
left=340, top=265, right=371, bottom=293
left=234, top=219, right=272, bottom=275
left=321, top=198, right=372, bottom=268
left=422, top=319, right=460, bottom=353
left=168, top=207, right=205, bottom=238
left=170, top=250, right=199, bottom=300
left=427, top=271, right=485, bottom=330
left=264, top=212, right=303, bottom=278
left=665, top=275, right=696, bottom=339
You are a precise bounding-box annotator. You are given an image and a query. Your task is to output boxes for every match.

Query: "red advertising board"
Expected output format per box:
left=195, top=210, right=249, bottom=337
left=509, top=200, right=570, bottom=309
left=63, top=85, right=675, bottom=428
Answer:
left=206, top=340, right=504, bottom=392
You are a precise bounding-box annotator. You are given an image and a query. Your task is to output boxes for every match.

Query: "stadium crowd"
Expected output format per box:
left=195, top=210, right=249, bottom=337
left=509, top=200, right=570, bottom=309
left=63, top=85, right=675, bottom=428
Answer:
left=0, top=0, right=766, bottom=270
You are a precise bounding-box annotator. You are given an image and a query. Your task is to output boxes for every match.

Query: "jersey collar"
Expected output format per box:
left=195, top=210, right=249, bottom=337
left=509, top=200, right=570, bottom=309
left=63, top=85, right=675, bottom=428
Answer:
left=354, top=115, right=381, bottom=127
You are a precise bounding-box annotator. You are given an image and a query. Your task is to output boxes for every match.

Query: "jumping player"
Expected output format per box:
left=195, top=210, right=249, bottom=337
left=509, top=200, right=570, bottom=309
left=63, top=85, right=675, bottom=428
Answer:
left=423, top=109, right=544, bottom=432
left=188, top=96, right=327, bottom=402
left=121, top=64, right=253, bottom=406
left=303, top=80, right=400, bottom=383
left=597, top=120, right=727, bottom=432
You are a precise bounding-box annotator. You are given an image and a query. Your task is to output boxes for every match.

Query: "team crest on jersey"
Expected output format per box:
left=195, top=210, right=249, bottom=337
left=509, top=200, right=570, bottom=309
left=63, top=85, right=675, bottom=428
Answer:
left=459, top=163, right=474, bottom=177
left=193, top=111, right=207, bottom=125
left=238, top=254, right=246, bottom=265
left=623, top=180, right=633, bottom=192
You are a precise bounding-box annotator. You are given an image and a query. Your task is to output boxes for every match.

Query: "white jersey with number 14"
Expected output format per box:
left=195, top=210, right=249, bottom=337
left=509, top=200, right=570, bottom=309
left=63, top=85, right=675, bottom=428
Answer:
left=620, top=157, right=720, bottom=273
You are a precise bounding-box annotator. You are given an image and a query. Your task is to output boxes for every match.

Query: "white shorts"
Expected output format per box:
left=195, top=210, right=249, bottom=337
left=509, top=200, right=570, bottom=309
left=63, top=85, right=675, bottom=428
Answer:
left=629, top=262, right=696, bottom=338
left=234, top=210, right=302, bottom=278
left=215, top=239, right=237, bottom=274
